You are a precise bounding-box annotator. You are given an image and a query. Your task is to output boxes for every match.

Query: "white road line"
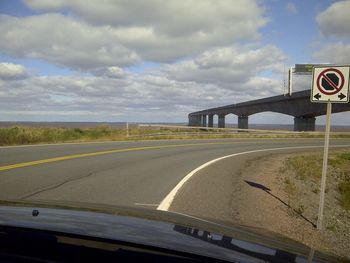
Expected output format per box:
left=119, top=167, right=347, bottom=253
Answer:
left=157, top=144, right=350, bottom=211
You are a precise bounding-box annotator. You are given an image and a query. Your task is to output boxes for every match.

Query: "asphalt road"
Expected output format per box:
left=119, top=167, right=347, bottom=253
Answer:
left=0, top=138, right=349, bottom=208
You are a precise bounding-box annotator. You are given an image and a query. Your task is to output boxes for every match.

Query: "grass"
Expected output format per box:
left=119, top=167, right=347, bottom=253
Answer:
left=285, top=154, right=322, bottom=180
left=338, top=152, right=350, bottom=160
left=338, top=178, right=350, bottom=210
left=284, top=151, right=350, bottom=210
left=0, top=125, right=126, bottom=145
left=326, top=223, right=337, bottom=232
left=284, top=178, right=297, bottom=196
left=1, top=125, right=350, bottom=146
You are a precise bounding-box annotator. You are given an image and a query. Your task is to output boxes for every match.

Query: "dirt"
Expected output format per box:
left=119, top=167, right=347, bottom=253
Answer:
left=234, top=152, right=350, bottom=259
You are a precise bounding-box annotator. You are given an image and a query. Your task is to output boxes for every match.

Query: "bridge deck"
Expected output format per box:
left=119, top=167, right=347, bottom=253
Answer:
left=188, top=89, right=350, bottom=131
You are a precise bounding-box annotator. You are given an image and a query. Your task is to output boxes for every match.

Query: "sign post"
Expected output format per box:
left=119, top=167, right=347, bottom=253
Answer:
left=317, top=101, right=331, bottom=230
left=310, top=65, right=350, bottom=230
left=126, top=122, right=129, bottom=138
left=288, top=67, right=293, bottom=96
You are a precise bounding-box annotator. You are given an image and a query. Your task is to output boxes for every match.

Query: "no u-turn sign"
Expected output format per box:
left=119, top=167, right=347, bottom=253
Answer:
left=311, top=65, right=350, bottom=103
left=310, top=64, right=350, bottom=230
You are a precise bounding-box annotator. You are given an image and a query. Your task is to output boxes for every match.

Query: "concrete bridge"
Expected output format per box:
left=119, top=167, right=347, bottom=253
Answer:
left=188, top=90, right=350, bottom=131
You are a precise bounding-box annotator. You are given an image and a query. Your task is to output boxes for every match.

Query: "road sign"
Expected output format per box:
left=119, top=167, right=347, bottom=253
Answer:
left=310, top=65, right=350, bottom=230
left=294, top=64, right=329, bottom=75
left=311, top=66, right=350, bottom=103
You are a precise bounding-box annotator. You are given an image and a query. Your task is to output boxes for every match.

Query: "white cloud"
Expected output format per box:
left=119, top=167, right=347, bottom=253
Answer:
left=285, top=2, right=297, bottom=14
left=0, top=62, right=28, bottom=80
left=316, top=0, right=350, bottom=37
left=0, top=44, right=290, bottom=122
left=0, top=73, right=280, bottom=122
left=162, top=44, right=286, bottom=91
left=0, top=1, right=268, bottom=71
left=24, top=0, right=267, bottom=37
left=91, top=67, right=128, bottom=79
left=313, top=42, right=350, bottom=64
left=0, top=14, right=140, bottom=70
left=0, top=74, right=215, bottom=121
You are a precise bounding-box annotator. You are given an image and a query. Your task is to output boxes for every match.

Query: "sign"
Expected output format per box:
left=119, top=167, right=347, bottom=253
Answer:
left=295, top=64, right=328, bottom=75
left=310, top=65, right=350, bottom=230
left=311, top=65, right=350, bottom=103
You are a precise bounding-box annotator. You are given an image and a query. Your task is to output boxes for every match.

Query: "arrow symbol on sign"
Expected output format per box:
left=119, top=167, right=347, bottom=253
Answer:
left=338, top=93, right=346, bottom=100
left=314, top=93, right=321, bottom=100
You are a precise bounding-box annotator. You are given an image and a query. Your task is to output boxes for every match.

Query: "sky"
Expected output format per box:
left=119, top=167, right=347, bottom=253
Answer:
left=0, top=0, right=349, bottom=125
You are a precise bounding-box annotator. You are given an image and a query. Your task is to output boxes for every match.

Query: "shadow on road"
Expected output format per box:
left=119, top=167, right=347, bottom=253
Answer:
left=244, top=180, right=316, bottom=228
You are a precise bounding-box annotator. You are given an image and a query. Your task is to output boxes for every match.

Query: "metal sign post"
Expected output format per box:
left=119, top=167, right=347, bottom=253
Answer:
left=126, top=122, right=129, bottom=138
left=310, top=65, right=350, bottom=230
left=288, top=67, right=293, bottom=96
left=317, top=101, right=331, bottom=230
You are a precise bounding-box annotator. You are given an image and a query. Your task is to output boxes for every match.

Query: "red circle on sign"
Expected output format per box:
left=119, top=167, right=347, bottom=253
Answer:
left=316, top=68, right=344, bottom=95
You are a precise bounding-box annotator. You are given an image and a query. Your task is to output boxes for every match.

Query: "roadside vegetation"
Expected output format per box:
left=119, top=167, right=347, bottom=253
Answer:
left=281, top=152, right=350, bottom=212
left=0, top=126, right=125, bottom=145
left=280, top=150, right=350, bottom=247
left=284, top=151, right=350, bottom=211
left=278, top=150, right=350, bottom=256
left=1, top=125, right=350, bottom=146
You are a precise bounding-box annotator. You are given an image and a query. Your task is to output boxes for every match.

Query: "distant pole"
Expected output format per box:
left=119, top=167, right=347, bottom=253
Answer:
left=126, top=122, right=129, bottom=138
left=317, top=101, right=332, bottom=230
left=283, top=63, right=286, bottom=95
left=288, top=67, right=293, bottom=96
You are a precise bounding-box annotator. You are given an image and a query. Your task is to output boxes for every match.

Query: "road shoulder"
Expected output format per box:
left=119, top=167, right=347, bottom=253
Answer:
left=169, top=152, right=350, bottom=258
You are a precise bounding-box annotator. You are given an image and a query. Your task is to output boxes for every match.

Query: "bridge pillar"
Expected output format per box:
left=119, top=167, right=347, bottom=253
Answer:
left=238, top=116, right=248, bottom=129
left=294, top=117, right=316, bottom=131
left=188, top=115, right=201, bottom=126
left=208, top=114, right=214, bottom=127
left=201, top=115, right=207, bottom=127
left=218, top=114, right=225, bottom=128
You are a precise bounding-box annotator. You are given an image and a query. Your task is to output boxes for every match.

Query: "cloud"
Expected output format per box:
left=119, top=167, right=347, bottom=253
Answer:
left=316, top=0, right=350, bottom=37
left=0, top=14, right=140, bottom=70
left=90, top=67, right=128, bottom=79
left=162, top=44, right=286, bottom=90
left=0, top=43, right=289, bottom=122
left=313, top=42, right=350, bottom=64
left=0, top=1, right=268, bottom=71
left=0, top=73, right=283, bottom=122
left=23, top=0, right=267, bottom=37
left=0, top=62, right=28, bottom=80
left=0, top=1, right=296, bottom=123
left=285, top=2, right=297, bottom=14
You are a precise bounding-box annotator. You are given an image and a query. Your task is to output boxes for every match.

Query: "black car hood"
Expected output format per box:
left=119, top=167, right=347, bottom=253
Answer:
left=0, top=199, right=345, bottom=263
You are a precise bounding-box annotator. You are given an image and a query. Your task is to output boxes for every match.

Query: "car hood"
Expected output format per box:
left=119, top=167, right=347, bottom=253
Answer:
left=0, top=199, right=345, bottom=263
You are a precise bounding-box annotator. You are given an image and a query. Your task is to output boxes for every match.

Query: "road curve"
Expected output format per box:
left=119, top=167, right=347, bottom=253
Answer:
left=0, top=138, right=349, bottom=208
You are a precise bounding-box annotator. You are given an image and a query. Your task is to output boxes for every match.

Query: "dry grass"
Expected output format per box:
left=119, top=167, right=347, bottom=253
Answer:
left=0, top=125, right=126, bottom=145
left=1, top=125, right=350, bottom=146
left=285, top=151, right=350, bottom=210
left=285, top=154, right=323, bottom=180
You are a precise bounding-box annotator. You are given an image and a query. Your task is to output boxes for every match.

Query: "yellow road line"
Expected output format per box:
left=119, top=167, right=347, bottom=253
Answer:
left=0, top=142, right=235, bottom=172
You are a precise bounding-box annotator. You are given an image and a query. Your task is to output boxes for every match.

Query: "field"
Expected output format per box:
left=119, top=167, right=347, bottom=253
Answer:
left=1, top=124, right=350, bottom=146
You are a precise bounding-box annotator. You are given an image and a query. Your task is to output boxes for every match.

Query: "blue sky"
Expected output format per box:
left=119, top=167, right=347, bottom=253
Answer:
left=0, top=0, right=349, bottom=124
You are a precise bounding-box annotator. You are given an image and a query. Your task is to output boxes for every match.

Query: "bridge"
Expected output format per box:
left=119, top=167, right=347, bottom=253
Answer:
left=188, top=90, right=350, bottom=131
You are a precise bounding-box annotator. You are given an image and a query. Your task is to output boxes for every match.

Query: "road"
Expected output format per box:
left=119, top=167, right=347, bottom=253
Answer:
left=0, top=138, right=349, bottom=209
